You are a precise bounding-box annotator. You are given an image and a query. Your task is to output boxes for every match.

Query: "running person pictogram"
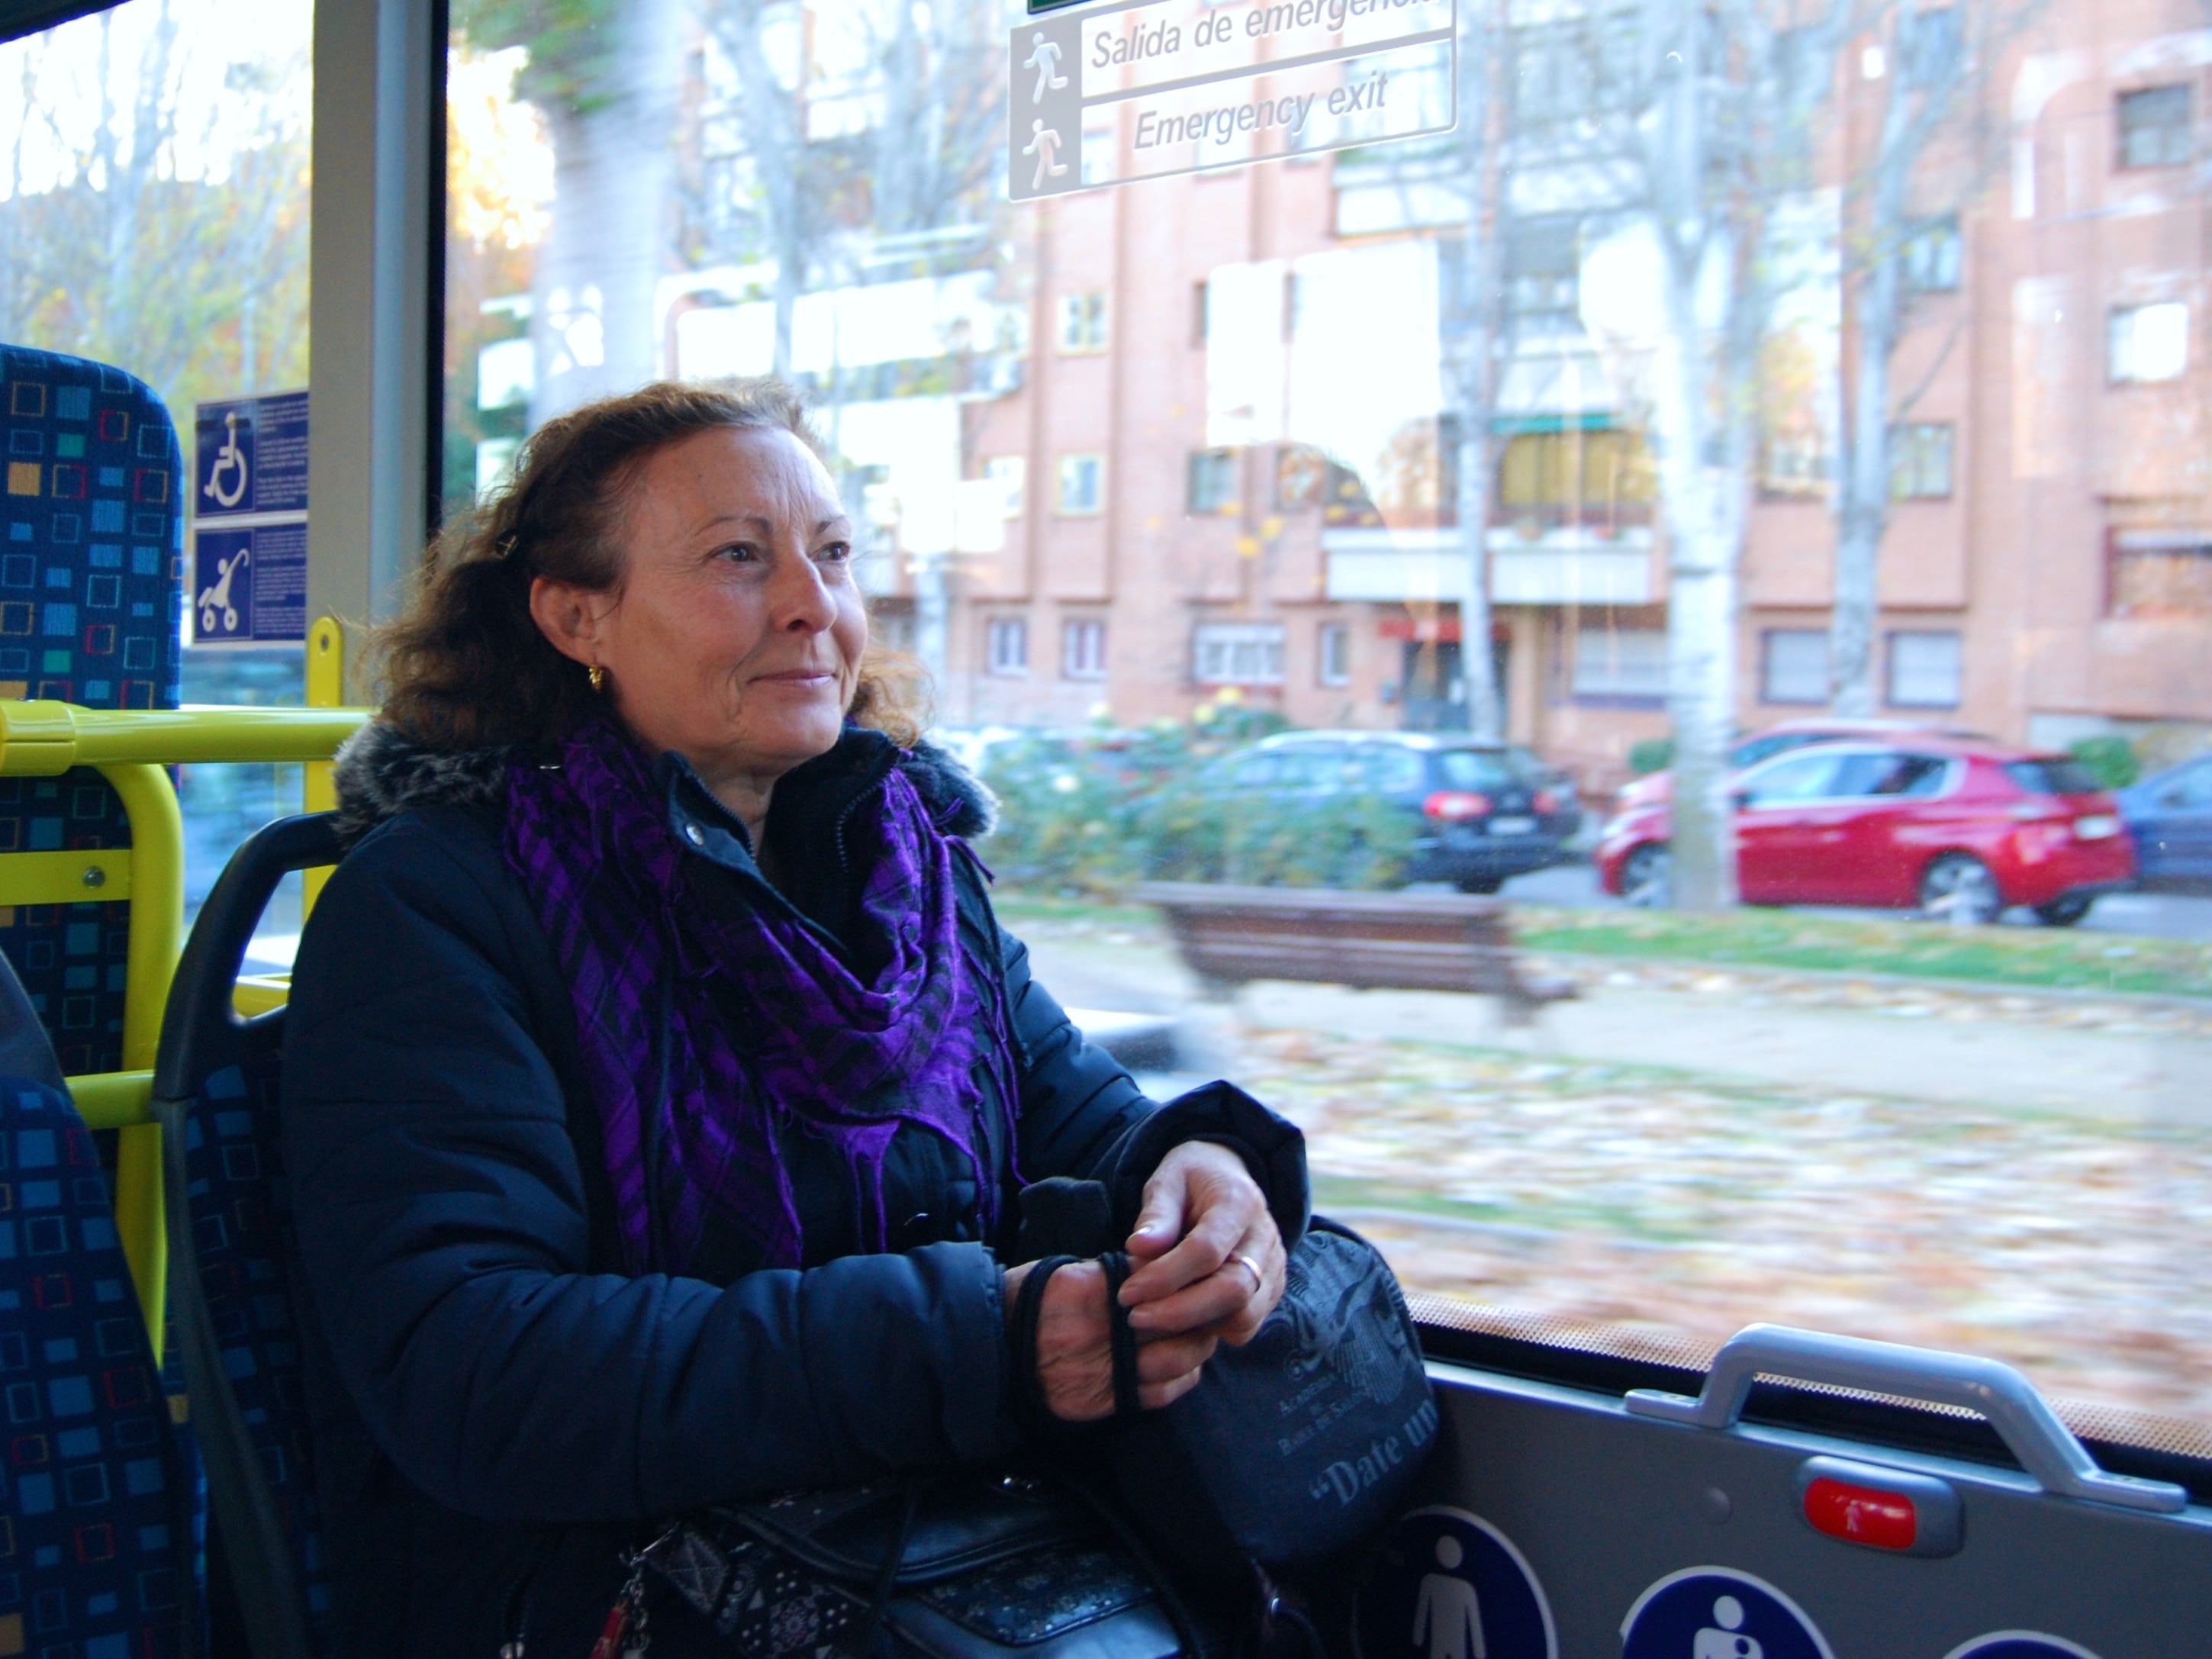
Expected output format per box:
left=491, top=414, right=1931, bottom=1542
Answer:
left=1022, top=119, right=1067, bottom=190
left=1023, top=32, right=1067, bottom=102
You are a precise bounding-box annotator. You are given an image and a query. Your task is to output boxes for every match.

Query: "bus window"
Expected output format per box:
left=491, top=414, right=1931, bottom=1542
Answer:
left=2, top=0, right=314, bottom=954
left=440, top=0, right=2210, bottom=1465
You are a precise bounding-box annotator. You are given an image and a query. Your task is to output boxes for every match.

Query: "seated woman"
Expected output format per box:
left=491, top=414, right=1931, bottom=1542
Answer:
left=282, top=379, right=1306, bottom=1659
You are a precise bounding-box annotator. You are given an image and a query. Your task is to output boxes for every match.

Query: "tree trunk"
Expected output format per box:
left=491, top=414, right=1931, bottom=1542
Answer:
left=1651, top=243, right=1747, bottom=912
left=531, top=0, right=683, bottom=421
left=1444, top=0, right=1507, bottom=742
left=1831, top=254, right=1896, bottom=717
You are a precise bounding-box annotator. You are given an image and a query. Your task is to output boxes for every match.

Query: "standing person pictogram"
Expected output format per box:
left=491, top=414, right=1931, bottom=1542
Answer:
left=1354, top=1508, right=1554, bottom=1659
left=1023, top=120, right=1067, bottom=191
left=1412, top=1536, right=1485, bottom=1659
left=1024, top=32, right=1067, bottom=103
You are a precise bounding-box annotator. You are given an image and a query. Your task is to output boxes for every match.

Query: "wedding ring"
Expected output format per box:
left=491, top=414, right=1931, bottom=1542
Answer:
left=1232, top=1252, right=1264, bottom=1292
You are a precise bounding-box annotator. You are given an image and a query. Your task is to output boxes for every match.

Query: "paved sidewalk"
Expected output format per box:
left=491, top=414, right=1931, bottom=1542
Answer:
left=1016, top=916, right=2212, bottom=1119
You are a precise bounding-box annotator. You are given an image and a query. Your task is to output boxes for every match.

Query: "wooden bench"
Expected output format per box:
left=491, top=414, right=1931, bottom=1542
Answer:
left=1132, top=882, right=1579, bottom=1023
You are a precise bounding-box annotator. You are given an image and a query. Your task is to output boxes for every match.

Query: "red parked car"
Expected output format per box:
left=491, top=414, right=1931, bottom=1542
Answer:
left=1595, top=738, right=2136, bottom=925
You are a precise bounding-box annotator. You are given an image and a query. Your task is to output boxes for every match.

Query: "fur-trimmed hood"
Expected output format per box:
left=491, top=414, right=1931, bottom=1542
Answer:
left=330, top=720, right=998, bottom=848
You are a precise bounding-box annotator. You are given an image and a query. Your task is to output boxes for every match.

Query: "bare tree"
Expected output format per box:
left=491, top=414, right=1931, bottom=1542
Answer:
left=694, top=0, right=1005, bottom=378
left=455, top=0, right=687, bottom=420
left=1603, top=0, right=1855, bottom=910
left=1829, top=0, right=2024, bottom=715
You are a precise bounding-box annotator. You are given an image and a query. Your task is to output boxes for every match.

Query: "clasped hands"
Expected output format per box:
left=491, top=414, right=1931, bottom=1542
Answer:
left=1000, top=1141, right=1285, bottom=1423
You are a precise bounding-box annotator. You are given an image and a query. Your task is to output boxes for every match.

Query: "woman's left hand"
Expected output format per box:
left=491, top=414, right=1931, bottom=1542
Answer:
left=1116, top=1141, right=1284, bottom=1346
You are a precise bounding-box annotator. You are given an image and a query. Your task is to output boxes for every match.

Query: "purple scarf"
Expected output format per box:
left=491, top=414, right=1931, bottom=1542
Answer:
left=503, top=718, right=1018, bottom=1275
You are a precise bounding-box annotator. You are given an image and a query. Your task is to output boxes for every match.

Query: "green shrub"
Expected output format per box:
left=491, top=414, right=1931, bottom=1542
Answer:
left=1627, top=737, right=1675, bottom=776
left=2067, top=734, right=2140, bottom=791
left=980, top=723, right=1414, bottom=894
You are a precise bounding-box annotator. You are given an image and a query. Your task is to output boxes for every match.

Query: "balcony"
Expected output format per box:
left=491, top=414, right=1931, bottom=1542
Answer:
left=1324, top=516, right=1655, bottom=606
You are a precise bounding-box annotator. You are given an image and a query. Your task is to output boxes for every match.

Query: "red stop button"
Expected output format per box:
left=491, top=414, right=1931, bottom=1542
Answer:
left=1803, top=1476, right=1917, bottom=1550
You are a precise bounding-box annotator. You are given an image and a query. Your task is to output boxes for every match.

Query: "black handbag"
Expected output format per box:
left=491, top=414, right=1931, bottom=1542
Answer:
left=1106, top=1217, right=1437, bottom=1578
left=641, top=1471, right=1230, bottom=1659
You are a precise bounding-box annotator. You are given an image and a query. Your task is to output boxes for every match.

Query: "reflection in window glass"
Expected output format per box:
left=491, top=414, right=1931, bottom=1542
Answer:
left=443, top=0, right=2212, bottom=1454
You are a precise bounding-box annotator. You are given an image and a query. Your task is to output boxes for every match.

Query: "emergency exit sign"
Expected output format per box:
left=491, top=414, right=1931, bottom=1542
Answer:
left=1009, top=0, right=1457, bottom=198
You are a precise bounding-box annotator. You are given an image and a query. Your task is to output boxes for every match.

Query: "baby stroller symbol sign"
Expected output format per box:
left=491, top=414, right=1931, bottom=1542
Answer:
left=1355, top=1507, right=1556, bottom=1659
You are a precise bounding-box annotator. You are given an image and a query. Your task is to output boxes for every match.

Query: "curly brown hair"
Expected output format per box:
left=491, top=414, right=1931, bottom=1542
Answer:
left=375, top=378, right=925, bottom=751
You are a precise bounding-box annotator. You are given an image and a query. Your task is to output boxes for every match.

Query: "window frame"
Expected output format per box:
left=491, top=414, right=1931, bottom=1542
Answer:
left=1317, top=620, right=1351, bottom=687
left=984, top=615, right=1029, bottom=678
left=1891, top=421, right=1956, bottom=501
left=2117, top=83, right=2194, bottom=171
left=1760, top=628, right=1832, bottom=707
left=1061, top=615, right=1108, bottom=681
left=2109, top=301, right=2191, bottom=385
left=1186, top=448, right=1240, bottom=516
left=1055, top=453, right=1105, bottom=517
left=1191, top=620, right=1287, bottom=686
left=1056, top=291, right=1109, bottom=355
left=1885, top=629, right=1964, bottom=710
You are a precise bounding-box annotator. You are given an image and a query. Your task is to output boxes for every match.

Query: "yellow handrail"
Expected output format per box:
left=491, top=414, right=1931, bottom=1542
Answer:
left=0, top=699, right=370, bottom=775
left=0, top=693, right=369, bottom=1355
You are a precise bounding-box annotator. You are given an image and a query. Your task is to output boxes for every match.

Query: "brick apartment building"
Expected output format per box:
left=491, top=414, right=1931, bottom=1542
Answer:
left=650, top=0, right=2212, bottom=791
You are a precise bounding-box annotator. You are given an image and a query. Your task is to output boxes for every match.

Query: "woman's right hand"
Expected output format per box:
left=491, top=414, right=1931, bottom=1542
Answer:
left=1002, top=1261, right=1218, bottom=1422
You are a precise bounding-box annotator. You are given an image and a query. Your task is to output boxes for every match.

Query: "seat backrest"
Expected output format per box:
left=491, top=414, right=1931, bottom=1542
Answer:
left=153, top=812, right=346, bottom=1659
left=0, top=1061, right=200, bottom=1658
left=1, top=343, right=185, bottom=1074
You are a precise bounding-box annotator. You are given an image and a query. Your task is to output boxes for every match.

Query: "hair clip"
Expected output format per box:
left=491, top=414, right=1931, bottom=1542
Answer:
left=494, top=531, right=520, bottom=560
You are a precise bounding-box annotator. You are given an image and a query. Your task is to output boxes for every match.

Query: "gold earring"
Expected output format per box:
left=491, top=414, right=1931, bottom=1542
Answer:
left=588, top=664, right=606, bottom=694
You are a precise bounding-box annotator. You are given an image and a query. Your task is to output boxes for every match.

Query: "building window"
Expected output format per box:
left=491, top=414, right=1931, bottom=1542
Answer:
left=2110, top=301, right=2189, bottom=383
left=1499, top=427, right=1657, bottom=525
left=986, top=617, right=1028, bottom=676
left=1186, top=449, right=1238, bottom=515
left=2118, top=85, right=2192, bottom=169
left=1903, top=216, right=1961, bottom=292
left=1058, top=292, right=1108, bottom=353
left=1761, top=629, right=1830, bottom=705
left=1891, top=423, right=1954, bottom=499
left=1318, top=622, right=1351, bottom=686
left=1062, top=617, right=1108, bottom=679
left=1898, top=5, right=1962, bottom=87
left=1571, top=626, right=1668, bottom=701
left=1080, top=127, right=1114, bottom=186
left=984, top=456, right=1026, bottom=518
left=1193, top=621, right=1286, bottom=685
left=1057, top=453, right=1103, bottom=515
left=1192, top=280, right=1210, bottom=348
left=1887, top=631, right=1962, bottom=708
left=2111, top=531, right=2212, bottom=617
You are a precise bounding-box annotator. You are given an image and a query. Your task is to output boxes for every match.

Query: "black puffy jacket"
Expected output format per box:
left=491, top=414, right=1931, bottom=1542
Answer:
left=281, top=724, right=1307, bottom=1658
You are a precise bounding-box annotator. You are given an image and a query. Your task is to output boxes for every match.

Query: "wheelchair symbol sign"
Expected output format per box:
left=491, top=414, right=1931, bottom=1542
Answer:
left=1621, top=1568, right=1834, bottom=1659
left=1353, top=1507, right=1556, bottom=1659
left=1940, top=1636, right=2104, bottom=1659
left=202, top=409, right=250, bottom=510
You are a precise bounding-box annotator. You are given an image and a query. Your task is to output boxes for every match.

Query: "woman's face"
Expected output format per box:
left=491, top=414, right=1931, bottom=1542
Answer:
left=544, top=424, right=868, bottom=791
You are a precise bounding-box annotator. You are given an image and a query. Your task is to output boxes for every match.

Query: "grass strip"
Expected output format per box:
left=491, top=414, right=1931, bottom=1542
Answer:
left=993, top=886, right=2212, bottom=1000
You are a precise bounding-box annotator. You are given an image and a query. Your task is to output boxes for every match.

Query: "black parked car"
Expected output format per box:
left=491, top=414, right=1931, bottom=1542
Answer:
left=1221, top=732, right=1581, bottom=892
